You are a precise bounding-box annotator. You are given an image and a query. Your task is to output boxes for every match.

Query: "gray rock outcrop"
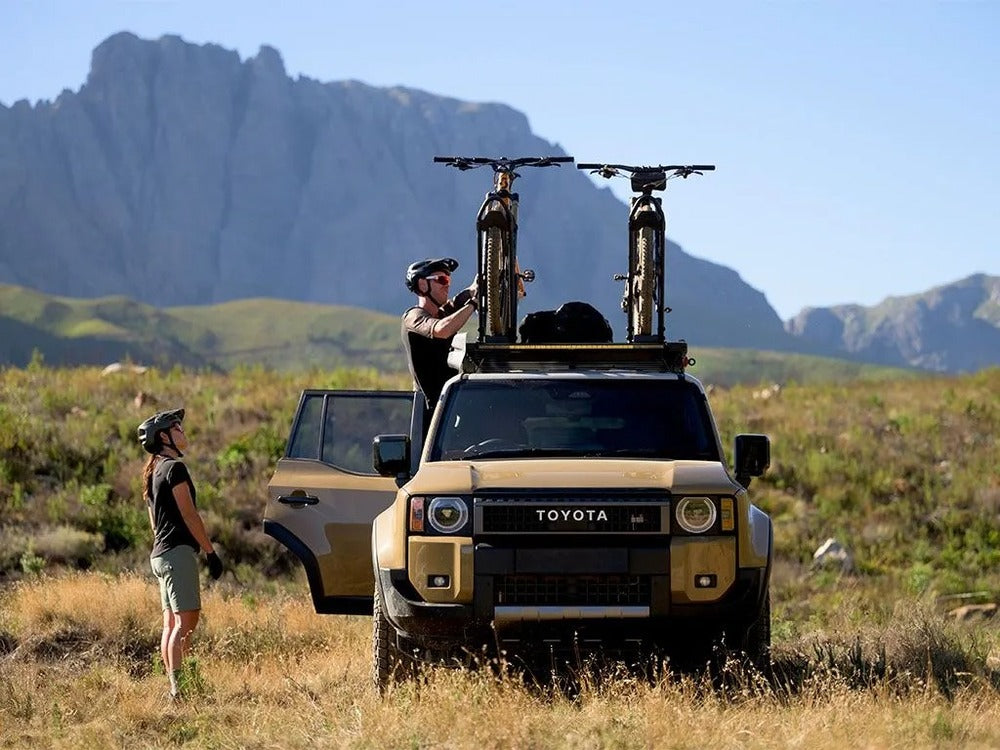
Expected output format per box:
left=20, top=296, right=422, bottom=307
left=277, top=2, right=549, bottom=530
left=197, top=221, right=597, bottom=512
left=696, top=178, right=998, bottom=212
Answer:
left=786, top=274, right=1000, bottom=372
left=0, top=32, right=793, bottom=349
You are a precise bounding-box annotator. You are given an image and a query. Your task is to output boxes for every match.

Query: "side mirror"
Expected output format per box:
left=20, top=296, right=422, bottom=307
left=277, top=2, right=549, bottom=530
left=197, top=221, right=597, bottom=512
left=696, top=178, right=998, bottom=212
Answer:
left=734, top=433, right=770, bottom=489
left=373, top=434, right=410, bottom=478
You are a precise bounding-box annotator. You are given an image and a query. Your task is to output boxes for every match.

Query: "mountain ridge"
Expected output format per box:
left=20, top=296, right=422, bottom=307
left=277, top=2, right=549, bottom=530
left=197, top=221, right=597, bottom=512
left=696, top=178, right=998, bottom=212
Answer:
left=0, top=32, right=996, bottom=373
left=786, top=273, right=1000, bottom=372
left=0, top=282, right=921, bottom=386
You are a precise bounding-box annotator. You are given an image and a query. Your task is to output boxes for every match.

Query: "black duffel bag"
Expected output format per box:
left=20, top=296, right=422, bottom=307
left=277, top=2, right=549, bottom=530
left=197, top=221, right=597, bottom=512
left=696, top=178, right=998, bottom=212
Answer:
left=519, top=301, right=613, bottom=344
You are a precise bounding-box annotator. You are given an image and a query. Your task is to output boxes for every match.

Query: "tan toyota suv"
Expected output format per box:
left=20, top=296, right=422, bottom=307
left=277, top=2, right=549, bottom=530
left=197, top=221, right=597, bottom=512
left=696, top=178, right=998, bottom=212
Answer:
left=264, top=341, right=772, bottom=691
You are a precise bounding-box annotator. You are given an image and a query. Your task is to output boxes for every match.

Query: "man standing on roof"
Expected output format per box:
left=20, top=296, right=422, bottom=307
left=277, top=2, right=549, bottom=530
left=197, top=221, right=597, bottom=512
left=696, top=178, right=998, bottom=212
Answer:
left=402, top=257, right=478, bottom=421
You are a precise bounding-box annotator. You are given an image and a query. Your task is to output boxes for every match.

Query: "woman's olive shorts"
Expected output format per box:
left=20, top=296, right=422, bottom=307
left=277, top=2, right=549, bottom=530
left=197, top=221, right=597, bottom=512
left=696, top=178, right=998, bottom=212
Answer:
left=150, top=545, right=201, bottom=612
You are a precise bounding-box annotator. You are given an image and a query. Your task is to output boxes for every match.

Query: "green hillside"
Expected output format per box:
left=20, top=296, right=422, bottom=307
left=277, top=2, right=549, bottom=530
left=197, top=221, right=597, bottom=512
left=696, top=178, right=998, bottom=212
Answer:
left=687, top=347, right=920, bottom=386
left=0, top=284, right=918, bottom=384
left=169, top=298, right=403, bottom=371
left=0, top=285, right=402, bottom=373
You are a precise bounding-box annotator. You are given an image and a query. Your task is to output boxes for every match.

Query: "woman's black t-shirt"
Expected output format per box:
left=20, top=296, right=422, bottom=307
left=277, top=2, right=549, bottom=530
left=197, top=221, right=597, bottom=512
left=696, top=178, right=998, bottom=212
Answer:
left=148, top=458, right=199, bottom=557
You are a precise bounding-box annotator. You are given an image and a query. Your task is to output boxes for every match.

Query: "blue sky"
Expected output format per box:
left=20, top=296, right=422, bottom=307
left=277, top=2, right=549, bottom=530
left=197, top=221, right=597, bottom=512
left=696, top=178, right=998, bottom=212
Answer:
left=3, top=1, right=997, bottom=319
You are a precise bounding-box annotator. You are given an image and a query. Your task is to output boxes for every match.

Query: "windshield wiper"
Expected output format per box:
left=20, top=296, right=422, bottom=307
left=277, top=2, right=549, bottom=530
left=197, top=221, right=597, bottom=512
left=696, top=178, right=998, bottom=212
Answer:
left=459, top=447, right=590, bottom=460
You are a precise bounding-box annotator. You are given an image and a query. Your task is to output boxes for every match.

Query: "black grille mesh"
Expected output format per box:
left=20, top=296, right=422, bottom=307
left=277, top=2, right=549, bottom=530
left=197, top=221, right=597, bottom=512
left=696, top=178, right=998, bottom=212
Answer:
left=495, top=575, right=650, bottom=606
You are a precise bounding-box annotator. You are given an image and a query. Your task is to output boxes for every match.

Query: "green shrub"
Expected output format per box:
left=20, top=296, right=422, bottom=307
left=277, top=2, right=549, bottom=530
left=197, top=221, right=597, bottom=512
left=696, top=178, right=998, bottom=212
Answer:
left=79, top=483, right=147, bottom=552
left=29, top=526, right=104, bottom=565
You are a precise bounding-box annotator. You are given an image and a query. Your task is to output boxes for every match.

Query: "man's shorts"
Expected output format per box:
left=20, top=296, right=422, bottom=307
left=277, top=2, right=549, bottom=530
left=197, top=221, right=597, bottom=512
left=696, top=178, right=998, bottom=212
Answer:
left=150, top=545, right=202, bottom=612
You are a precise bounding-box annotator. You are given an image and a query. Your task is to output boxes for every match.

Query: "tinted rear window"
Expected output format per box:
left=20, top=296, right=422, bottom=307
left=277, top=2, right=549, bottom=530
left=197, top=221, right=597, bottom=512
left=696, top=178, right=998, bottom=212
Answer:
left=287, top=392, right=412, bottom=474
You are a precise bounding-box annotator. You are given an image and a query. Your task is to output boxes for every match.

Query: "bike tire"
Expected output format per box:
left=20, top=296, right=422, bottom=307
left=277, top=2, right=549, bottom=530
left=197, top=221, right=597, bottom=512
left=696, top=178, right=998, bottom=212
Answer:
left=485, top=227, right=511, bottom=338
left=632, top=227, right=655, bottom=338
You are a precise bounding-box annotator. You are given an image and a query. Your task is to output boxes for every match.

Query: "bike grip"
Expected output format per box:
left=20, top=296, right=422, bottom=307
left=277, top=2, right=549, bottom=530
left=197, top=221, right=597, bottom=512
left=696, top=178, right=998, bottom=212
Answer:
left=576, top=163, right=604, bottom=169
left=433, top=156, right=457, bottom=162
left=690, top=165, right=716, bottom=171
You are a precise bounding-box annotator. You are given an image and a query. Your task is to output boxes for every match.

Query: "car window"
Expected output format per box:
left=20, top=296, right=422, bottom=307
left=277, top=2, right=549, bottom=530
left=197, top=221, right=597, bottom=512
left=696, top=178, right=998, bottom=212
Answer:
left=431, top=379, right=718, bottom=461
left=286, top=392, right=413, bottom=474
left=286, top=393, right=324, bottom=459
left=322, top=395, right=412, bottom=474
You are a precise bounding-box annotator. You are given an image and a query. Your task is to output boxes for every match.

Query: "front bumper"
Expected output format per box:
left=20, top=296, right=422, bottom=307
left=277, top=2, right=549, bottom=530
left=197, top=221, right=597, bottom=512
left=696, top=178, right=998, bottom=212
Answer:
left=377, top=542, right=769, bottom=651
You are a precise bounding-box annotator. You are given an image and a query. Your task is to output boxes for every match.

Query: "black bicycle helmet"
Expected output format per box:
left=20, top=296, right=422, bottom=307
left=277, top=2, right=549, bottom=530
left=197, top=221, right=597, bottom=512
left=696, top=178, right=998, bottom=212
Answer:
left=405, top=257, right=459, bottom=293
left=137, top=408, right=185, bottom=454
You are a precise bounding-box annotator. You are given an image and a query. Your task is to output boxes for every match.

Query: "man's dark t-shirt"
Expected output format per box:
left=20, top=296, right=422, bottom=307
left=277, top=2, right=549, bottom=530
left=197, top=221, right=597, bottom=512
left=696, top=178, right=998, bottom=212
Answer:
left=148, top=458, right=199, bottom=557
left=401, top=290, right=473, bottom=409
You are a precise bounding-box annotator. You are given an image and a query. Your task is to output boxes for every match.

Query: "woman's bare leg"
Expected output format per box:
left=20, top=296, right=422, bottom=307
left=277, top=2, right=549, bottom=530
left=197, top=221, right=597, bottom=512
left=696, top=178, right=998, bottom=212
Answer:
left=167, top=609, right=200, bottom=696
left=167, top=609, right=201, bottom=692
left=161, top=609, right=175, bottom=673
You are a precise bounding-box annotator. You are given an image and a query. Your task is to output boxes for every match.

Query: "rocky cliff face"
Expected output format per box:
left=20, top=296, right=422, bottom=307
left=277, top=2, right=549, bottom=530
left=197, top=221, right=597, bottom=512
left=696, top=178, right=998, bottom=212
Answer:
left=785, top=274, right=1000, bottom=372
left=0, top=32, right=792, bottom=349
left=4, top=33, right=996, bottom=371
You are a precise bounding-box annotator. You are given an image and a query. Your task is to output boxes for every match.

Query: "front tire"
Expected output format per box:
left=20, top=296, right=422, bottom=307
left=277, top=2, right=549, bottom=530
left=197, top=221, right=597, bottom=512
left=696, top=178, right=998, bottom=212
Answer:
left=485, top=227, right=511, bottom=338
left=742, top=590, right=772, bottom=671
left=631, top=227, right=655, bottom=338
left=372, top=583, right=408, bottom=694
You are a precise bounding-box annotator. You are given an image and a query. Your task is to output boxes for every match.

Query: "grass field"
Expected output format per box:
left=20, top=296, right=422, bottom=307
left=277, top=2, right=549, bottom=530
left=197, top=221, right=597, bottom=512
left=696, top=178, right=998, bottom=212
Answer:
left=1, top=573, right=998, bottom=749
left=1, top=364, right=998, bottom=747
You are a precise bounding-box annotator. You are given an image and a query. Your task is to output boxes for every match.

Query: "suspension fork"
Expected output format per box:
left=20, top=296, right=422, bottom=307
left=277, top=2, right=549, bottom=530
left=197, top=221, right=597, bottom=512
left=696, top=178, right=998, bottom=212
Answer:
left=494, top=171, right=527, bottom=298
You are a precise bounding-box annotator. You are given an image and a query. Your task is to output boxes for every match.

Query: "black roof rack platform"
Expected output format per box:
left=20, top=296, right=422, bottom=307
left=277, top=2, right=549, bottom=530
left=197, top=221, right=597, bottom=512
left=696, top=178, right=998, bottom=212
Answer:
left=448, top=336, right=690, bottom=374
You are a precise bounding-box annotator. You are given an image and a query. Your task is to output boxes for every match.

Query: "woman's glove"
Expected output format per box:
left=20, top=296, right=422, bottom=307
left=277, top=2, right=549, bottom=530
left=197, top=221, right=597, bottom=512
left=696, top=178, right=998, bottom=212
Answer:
left=206, top=551, right=224, bottom=580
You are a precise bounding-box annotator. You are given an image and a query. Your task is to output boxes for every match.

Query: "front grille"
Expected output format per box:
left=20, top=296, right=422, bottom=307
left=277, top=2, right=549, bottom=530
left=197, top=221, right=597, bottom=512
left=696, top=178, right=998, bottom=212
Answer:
left=478, top=496, right=668, bottom=534
left=496, top=575, right=650, bottom=606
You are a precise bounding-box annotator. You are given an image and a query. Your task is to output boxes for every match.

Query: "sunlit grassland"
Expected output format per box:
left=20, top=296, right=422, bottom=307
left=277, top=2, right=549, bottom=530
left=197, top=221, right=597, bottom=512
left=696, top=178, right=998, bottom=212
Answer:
left=1, top=573, right=998, bottom=749
left=1, top=365, right=998, bottom=746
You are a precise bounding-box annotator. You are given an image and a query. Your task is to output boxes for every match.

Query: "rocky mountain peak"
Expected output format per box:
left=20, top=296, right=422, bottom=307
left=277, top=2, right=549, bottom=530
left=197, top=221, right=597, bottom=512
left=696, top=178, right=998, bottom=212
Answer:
left=0, top=32, right=995, bottom=371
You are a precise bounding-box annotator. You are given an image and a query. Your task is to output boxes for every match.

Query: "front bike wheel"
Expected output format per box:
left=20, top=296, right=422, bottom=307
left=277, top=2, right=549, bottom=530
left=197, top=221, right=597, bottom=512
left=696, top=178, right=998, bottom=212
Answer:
left=485, top=227, right=512, bottom=338
left=631, top=227, right=655, bottom=338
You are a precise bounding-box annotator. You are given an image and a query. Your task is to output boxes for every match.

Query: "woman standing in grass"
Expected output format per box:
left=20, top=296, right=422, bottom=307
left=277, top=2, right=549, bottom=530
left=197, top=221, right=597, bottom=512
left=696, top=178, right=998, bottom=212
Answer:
left=137, top=408, right=223, bottom=699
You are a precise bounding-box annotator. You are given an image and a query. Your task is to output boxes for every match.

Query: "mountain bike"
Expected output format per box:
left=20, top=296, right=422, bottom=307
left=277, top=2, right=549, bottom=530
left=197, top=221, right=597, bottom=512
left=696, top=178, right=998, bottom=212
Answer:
left=434, top=155, right=574, bottom=342
left=576, top=163, right=715, bottom=342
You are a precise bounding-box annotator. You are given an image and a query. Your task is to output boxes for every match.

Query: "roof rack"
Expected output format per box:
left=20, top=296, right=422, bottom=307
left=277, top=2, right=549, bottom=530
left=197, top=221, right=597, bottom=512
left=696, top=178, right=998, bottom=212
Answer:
left=448, top=334, right=690, bottom=374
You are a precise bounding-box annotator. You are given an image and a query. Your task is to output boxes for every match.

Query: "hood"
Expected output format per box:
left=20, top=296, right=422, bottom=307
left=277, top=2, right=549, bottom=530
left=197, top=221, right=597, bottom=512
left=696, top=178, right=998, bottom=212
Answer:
left=404, top=459, right=738, bottom=495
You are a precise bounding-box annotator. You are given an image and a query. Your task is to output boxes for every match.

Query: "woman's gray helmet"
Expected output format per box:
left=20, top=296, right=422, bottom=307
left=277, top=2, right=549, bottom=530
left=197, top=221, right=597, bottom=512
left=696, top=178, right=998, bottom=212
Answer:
left=405, top=257, right=459, bottom=292
left=137, top=408, right=185, bottom=454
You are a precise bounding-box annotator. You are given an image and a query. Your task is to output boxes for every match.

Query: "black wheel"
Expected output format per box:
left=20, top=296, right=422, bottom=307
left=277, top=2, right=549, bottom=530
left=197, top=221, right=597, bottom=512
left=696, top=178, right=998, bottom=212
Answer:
left=485, top=227, right=511, bottom=338
left=631, top=227, right=655, bottom=338
left=372, top=583, right=409, bottom=694
left=742, top=590, right=771, bottom=671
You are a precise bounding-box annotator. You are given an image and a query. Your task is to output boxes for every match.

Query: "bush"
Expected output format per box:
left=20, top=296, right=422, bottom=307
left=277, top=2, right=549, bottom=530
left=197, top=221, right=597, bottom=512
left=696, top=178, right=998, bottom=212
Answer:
left=30, top=526, right=104, bottom=566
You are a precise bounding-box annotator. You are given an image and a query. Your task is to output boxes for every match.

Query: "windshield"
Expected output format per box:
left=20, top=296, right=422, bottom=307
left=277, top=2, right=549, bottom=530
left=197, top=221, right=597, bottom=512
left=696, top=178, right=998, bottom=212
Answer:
left=429, top=378, right=720, bottom=461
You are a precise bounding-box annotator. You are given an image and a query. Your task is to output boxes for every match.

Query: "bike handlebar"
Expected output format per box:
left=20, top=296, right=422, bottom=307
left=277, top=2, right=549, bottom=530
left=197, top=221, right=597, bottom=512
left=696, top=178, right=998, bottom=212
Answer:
left=577, top=163, right=715, bottom=173
left=434, top=155, right=574, bottom=171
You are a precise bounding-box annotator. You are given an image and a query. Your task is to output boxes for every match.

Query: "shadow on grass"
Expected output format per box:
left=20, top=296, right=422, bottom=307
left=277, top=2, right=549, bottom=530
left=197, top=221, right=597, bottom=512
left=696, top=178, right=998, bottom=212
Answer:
left=2, top=623, right=159, bottom=679
left=395, top=620, right=1000, bottom=702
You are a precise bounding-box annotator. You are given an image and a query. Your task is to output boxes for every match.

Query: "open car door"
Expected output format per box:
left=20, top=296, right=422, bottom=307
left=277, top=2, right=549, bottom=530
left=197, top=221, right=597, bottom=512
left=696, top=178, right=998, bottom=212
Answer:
left=264, top=389, right=415, bottom=614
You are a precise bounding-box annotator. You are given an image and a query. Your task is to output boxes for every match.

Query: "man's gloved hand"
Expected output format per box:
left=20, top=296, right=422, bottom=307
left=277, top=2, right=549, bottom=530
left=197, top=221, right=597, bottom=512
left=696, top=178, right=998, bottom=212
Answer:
left=206, top=551, right=224, bottom=580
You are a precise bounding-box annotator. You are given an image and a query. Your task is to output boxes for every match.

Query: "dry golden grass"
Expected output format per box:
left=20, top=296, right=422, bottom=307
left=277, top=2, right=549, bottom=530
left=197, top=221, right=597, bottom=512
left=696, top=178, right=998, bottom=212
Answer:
left=2, top=573, right=999, bottom=749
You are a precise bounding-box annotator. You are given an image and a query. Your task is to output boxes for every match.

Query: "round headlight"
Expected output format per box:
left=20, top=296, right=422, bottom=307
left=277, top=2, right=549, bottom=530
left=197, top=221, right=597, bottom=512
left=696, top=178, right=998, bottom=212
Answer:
left=675, top=497, right=717, bottom=534
left=427, top=497, right=469, bottom=534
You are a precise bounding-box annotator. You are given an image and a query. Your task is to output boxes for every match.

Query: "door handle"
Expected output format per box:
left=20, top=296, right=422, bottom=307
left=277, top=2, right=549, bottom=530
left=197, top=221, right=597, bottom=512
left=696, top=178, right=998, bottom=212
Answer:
left=276, top=493, right=319, bottom=507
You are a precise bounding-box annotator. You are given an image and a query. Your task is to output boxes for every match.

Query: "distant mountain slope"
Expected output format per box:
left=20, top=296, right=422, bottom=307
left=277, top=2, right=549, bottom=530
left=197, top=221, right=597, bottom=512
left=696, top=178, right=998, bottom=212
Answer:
left=0, top=284, right=918, bottom=385
left=786, top=274, right=1000, bottom=372
left=0, top=32, right=792, bottom=352
left=0, top=33, right=994, bottom=372
left=0, top=284, right=401, bottom=371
